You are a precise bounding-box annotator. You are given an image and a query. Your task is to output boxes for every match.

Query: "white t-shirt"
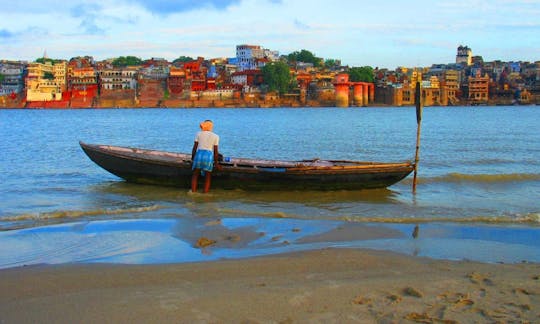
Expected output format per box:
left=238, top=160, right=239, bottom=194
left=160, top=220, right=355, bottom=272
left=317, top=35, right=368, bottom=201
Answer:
left=194, top=131, right=219, bottom=151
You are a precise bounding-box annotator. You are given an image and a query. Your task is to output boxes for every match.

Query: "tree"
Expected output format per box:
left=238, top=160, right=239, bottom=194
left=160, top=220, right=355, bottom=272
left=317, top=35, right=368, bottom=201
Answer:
left=261, top=61, right=292, bottom=95
left=287, top=49, right=322, bottom=67
left=112, top=56, right=143, bottom=67
left=172, top=56, right=194, bottom=64
left=324, top=59, right=341, bottom=69
left=43, top=72, right=54, bottom=80
left=0, top=73, right=5, bottom=83
left=35, top=57, right=60, bottom=64
left=349, top=66, right=375, bottom=83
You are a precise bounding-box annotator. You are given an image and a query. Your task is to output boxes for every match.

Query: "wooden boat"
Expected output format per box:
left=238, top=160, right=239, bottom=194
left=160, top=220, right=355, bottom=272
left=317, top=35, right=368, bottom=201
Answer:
left=80, top=142, right=414, bottom=190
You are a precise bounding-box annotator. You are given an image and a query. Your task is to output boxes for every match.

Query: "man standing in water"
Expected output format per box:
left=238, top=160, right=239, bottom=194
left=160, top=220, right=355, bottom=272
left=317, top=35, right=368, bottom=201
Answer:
left=191, top=120, right=221, bottom=193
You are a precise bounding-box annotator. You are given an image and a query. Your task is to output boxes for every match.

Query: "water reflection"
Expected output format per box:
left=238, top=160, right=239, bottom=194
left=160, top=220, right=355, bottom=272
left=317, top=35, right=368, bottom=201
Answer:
left=2, top=218, right=540, bottom=269
left=86, top=180, right=408, bottom=223
left=92, top=180, right=402, bottom=204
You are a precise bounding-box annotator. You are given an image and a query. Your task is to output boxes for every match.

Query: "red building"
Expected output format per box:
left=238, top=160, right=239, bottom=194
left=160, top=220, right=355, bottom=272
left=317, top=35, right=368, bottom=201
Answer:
left=168, top=67, right=186, bottom=96
left=68, top=63, right=98, bottom=108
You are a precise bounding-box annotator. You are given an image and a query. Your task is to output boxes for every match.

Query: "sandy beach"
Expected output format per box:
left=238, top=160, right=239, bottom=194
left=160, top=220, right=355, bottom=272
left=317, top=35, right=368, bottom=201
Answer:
left=1, top=248, right=539, bottom=323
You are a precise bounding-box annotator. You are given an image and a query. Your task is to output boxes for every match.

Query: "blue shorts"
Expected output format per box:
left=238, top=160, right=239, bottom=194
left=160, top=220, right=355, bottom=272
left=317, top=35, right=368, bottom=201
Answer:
left=192, top=149, right=214, bottom=174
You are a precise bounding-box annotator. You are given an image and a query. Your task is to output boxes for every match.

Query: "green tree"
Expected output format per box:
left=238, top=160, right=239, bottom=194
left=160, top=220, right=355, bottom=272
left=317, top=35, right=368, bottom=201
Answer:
left=172, top=56, right=194, bottom=64
left=43, top=72, right=54, bottom=80
left=261, top=61, right=291, bottom=95
left=0, top=73, right=5, bottom=83
left=349, top=66, right=375, bottom=82
left=35, top=57, right=60, bottom=64
left=287, top=49, right=322, bottom=67
left=324, top=59, right=341, bottom=69
left=112, top=56, right=143, bottom=67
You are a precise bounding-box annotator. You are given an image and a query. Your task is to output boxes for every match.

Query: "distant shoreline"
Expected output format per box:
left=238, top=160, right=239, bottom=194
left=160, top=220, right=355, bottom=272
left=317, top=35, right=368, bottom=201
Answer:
left=1, top=103, right=537, bottom=110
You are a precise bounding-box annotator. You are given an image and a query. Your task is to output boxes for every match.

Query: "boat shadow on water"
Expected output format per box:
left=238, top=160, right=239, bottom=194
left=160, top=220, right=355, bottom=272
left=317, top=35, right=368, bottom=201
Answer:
left=89, top=180, right=403, bottom=205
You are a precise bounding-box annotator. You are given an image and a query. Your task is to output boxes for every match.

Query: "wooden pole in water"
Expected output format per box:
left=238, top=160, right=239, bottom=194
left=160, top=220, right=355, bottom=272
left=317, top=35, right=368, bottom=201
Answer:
left=413, top=81, right=423, bottom=194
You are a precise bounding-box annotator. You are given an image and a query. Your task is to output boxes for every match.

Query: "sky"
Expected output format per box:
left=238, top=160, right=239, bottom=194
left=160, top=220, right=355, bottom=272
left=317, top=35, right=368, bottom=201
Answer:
left=1, top=0, right=539, bottom=69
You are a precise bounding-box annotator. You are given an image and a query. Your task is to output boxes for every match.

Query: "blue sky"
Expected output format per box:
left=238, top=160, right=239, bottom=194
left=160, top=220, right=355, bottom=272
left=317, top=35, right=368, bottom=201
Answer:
left=1, top=0, right=539, bottom=68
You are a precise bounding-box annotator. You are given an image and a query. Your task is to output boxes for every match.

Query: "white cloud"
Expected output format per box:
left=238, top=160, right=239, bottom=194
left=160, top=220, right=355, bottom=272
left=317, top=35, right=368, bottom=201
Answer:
left=1, top=0, right=539, bottom=67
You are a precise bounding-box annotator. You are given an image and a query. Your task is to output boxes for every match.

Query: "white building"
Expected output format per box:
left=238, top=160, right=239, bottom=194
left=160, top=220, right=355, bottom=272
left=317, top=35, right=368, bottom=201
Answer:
left=236, top=44, right=279, bottom=71
left=231, top=72, right=248, bottom=86
left=0, top=61, right=25, bottom=96
left=99, top=68, right=138, bottom=90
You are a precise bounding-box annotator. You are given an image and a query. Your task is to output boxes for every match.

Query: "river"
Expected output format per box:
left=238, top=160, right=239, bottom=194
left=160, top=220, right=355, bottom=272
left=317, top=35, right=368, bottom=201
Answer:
left=1, top=106, right=539, bottom=268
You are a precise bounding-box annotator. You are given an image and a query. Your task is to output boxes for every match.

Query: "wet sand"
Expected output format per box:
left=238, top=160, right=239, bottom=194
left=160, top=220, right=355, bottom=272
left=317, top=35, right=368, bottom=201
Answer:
left=1, top=248, right=539, bottom=323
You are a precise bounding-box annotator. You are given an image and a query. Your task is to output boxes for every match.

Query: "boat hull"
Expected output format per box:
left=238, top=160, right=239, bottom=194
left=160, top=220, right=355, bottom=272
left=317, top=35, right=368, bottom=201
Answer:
left=80, top=142, right=414, bottom=190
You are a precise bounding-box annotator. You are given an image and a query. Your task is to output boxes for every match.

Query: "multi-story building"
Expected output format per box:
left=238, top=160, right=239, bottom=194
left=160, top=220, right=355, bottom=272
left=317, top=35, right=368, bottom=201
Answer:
left=231, top=70, right=263, bottom=87
left=376, top=72, right=443, bottom=106
left=422, top=76, right=442, bottom=106
left=69, top=67, right=98, bottom=107
left=167, top=66, right=187, bottom=97
left=99, top=68, right=138, bottom=90
left=468, top=73, right=490, bottom=103
left=26, top=61, right=67, bottom=102
left=0, top=60, right=25, bottom=97
left=69, top=67, right=98, bottom=88
left=66, top=57, right=98, bottom=107
left=236, top=45, right=260, bottom=71
left=139, top=65, right=169, bottom=80
left=521, top=62, right=539, bottom=84
left=236, top=44, right=278, bottom=71
left=54, top=61, right=67, bottom=91
left=441, top=70, right=460, bottom=105
left=190, top=70, right=206, bottom=92
left=456, top=45, right=472, bottom=66
left=96, top=67, right=138, bottom=107
left=410, top=70, right=422, bottom=86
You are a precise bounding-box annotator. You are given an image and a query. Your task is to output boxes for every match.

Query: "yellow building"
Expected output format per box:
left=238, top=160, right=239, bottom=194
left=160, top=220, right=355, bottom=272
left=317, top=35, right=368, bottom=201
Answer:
left=468, top=73, right=490, bottom=103
left=392, top=75, right=444, bottom=107
left=410, top=70, right=422, bottom=86
left=69, top=67, right=97, bottom=86
left=441, top=70, right=460, bottom=105
left=421, top=77, right=443, bottom=106
left=54, top=61, right=67, bottom=91
left=26, top=61, right=67, bottom=102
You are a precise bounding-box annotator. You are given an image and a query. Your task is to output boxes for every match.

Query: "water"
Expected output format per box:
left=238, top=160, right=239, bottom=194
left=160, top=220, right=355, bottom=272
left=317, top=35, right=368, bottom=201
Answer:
left=1, top=107, right=539, bottom=268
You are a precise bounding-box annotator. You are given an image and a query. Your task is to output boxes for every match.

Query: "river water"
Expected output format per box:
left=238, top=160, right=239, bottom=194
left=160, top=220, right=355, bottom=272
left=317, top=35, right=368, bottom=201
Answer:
left=1, top=106, right=539, bottom=268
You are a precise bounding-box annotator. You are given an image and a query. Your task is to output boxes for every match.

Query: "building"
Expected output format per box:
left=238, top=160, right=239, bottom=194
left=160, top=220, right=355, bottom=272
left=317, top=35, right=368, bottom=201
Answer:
left=420, top=76, right=443, bottom=106
left=468, top=73, right=490, bottom=103
left=0, top=60, right=25, bottom=97
left=69, top=67, right=98, bottom=87
left=456, top=45, right=472, bottom=66
left=200, top=88, right=235, bottom=100
left=139, top=65, right=169, bottom=80
left=53, top=61, right=67, bottom=91
left=167, top=66, right=188, bottom=98
left=69, top=66, right=98, bottom=107
left=26, top=61, right=68, bottom=102
left=441, top=70, right=460, bottom=105
left=99, top=68, right=138, bottom=90
left=231, top=70, right=263, bottom=87
left=236, top=44, right=279, bottom=71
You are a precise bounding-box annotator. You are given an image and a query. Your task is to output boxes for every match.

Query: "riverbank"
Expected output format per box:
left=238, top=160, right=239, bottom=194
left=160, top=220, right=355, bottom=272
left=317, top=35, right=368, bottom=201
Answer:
left=1, top=248, right=538, bottom=323
left=2, top=94, right=538, bottom=109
